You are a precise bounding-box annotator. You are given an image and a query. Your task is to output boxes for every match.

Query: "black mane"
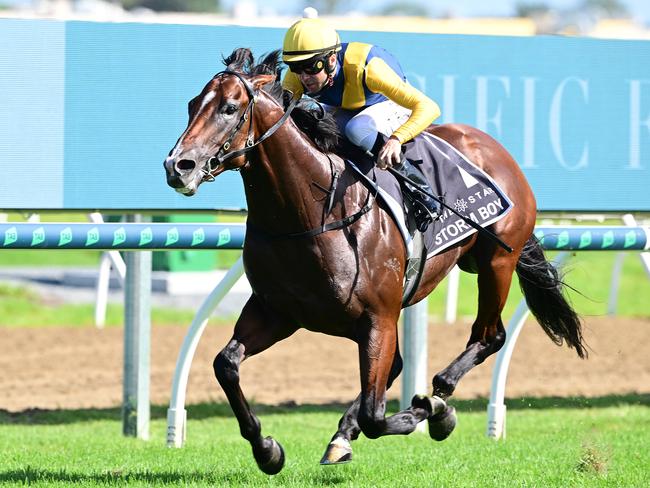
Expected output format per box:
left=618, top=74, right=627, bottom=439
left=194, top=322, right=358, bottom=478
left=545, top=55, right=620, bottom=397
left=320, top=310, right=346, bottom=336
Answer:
left=221, top=48, right=340, bottom=153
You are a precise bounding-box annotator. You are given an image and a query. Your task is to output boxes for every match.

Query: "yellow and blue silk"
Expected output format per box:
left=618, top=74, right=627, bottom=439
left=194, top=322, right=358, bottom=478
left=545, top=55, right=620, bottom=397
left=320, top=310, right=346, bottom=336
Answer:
left=282, top=42, right=440, bottom=144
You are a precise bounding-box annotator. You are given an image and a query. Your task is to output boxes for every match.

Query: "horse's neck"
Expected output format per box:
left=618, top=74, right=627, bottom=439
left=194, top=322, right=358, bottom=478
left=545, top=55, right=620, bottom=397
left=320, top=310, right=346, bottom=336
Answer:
left=242, top=109, right=336, bottom=234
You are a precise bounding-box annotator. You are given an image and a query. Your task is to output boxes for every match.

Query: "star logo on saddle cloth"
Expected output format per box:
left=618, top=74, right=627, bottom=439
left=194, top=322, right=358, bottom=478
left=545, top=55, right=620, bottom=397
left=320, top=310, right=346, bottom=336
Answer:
left=453, top=198, right=469, bottom=213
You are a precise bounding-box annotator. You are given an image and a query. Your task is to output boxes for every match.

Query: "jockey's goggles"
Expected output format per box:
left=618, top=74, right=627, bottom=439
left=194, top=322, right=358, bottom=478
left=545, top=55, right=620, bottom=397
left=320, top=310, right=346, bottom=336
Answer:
left=287, top=55, right=329, bottom=75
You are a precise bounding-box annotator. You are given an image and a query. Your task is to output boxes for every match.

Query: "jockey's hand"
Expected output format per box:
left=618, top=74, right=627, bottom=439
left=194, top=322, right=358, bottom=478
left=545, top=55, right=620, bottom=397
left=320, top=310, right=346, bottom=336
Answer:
left=377, top=136, right=402, bottom=170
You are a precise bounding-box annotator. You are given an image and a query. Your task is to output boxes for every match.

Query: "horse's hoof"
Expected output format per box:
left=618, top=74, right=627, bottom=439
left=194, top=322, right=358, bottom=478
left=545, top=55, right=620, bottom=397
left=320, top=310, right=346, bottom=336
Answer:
left=320, top=436, right=352, bottom=465
left=411, top=394, right=447, bottom=417
left=253, top=436, right=285, bottom=475
left=427, top=405, right=457, bottom=441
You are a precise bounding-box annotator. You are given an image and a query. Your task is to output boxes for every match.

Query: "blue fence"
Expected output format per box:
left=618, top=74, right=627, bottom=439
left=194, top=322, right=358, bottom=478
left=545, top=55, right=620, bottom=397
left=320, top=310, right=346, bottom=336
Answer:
left=1, top=19, right=649, bottom=211
left=0, top=223, right=245, bottom=250
left=1, top=223, right=648, bottom=251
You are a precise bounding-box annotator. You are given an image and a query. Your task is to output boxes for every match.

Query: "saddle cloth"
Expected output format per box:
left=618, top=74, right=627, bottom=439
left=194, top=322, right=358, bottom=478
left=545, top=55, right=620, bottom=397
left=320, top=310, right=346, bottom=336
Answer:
left=347, top=131, right=514, bottom=258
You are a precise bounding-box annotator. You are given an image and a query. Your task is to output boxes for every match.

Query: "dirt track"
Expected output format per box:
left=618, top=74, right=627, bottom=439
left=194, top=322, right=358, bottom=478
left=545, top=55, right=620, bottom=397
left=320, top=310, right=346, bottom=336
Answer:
left=0, top=316, right=648, bottom=412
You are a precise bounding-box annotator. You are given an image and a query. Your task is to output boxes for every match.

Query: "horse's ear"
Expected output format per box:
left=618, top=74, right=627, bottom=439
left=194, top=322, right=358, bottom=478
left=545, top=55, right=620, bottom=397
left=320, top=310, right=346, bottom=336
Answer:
left=251, top=74, right=275, bottom=90
left=187, top=95, right=200, bottom=121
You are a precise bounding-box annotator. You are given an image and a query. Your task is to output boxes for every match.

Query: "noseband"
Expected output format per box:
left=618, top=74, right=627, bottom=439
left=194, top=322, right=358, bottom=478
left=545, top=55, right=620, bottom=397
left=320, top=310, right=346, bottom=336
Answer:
left=204, top=70, right=299, bottom=179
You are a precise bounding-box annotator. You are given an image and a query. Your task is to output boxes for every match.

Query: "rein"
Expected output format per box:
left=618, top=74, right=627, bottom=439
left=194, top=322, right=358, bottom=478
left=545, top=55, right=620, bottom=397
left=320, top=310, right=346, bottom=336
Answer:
left=204, top=70, right=299, bottom=176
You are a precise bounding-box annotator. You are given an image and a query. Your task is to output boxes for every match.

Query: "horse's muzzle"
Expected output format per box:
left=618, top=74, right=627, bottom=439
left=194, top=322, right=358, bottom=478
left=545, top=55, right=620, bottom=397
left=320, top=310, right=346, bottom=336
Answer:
left=164, top=156, right=200, bottom=195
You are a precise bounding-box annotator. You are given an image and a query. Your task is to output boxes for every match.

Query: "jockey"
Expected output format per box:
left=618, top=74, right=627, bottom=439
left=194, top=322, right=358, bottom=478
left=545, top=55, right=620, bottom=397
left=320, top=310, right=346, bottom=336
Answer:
left=281, top=9, right=442, bottom=232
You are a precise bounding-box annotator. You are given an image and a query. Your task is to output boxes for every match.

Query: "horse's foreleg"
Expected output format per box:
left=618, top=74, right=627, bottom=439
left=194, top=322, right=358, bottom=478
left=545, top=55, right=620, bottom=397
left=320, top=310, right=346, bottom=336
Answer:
left=213, top=296, right=297, bottom=475
left=319, top=394, right=359, bottom=465
left=320, top=342, right=403, bottom=465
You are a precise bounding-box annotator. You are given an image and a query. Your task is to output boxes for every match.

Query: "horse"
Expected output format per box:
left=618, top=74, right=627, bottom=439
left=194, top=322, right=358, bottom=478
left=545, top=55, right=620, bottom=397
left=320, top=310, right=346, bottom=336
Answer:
left=163, top=48, right=586, bottom=475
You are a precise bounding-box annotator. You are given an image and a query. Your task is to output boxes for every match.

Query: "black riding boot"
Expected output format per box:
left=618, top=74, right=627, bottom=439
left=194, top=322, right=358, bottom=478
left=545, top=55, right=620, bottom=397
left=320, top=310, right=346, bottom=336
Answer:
left=393, top=158, right=441, bottom=232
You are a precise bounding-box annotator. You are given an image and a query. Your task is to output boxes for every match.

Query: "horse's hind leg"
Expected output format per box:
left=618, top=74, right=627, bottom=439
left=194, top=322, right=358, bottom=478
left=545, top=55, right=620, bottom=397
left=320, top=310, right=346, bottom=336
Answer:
left=320, top=340, right=403, bottom=465
left=213, top=296, right=298, bottom=475
left=432, top=255, right=517, bottom=401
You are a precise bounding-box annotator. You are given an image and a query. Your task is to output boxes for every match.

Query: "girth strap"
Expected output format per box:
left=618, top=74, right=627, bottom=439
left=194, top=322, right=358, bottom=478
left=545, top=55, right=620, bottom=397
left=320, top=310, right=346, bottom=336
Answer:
left=282, top=201, right=373, bottom=239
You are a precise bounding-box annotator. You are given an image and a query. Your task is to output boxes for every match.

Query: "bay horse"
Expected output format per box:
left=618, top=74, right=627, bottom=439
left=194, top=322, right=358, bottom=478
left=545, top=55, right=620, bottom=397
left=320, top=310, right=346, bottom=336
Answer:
left=164, top=49, right=586, bottom=474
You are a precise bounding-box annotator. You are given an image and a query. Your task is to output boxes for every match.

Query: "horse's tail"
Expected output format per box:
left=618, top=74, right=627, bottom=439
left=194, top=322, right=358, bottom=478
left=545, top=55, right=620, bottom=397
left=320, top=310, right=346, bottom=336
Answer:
left=515, top=235, right=588, bottom=358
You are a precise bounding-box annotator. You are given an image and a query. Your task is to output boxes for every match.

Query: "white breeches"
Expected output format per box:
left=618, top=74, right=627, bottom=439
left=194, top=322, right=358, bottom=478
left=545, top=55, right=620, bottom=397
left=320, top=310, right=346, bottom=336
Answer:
left=328, top=100, right=411, bottom=151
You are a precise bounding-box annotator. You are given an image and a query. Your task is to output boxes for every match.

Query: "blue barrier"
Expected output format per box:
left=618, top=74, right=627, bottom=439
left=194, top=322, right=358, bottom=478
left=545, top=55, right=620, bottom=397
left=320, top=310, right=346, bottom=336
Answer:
left=534, top=226, right=650, bottom=251
left=1, top=223, right=648, bottom=251
left=0, top=223, right=245, bottom=250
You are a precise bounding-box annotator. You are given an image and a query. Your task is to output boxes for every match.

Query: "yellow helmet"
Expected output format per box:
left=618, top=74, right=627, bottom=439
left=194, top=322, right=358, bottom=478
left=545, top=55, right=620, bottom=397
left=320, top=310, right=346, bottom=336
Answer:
left=282, top=18, right=342, bottom=64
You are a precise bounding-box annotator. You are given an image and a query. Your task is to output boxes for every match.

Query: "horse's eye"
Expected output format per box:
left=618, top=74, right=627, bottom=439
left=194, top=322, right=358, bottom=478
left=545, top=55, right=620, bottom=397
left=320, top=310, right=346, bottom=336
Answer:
left=222, top=104, right=238, bottom=115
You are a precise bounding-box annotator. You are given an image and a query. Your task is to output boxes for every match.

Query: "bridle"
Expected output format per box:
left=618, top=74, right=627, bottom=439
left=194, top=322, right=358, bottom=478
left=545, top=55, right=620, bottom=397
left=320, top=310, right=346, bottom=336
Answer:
left=203, top=70, right=299, bottom=181
left=199, top=70, right=376, bottom=241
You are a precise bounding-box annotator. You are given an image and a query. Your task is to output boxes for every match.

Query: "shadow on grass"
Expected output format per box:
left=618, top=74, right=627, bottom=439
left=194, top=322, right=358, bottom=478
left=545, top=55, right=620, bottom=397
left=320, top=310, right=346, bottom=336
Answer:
left=0, top=466, right=273, bottom=486
left=0, top=467, right=353, bottom=486
left=2, top=393, right=648, bottom=425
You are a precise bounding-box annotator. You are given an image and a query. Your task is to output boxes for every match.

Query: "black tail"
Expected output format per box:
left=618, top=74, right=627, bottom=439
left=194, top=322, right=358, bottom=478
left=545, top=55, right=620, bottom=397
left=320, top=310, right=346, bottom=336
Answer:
left=515, top=236, right=588, bottom=359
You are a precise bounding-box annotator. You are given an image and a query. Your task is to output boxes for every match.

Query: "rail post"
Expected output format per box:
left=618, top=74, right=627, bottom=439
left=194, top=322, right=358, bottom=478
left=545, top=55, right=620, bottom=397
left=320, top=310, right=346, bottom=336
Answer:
left=122, top=215, right=152, bottom=439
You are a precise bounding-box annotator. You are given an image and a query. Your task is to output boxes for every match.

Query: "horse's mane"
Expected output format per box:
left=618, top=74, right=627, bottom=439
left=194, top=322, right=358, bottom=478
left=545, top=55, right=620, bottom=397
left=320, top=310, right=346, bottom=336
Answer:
left=222, top=48, right=340, bottom=153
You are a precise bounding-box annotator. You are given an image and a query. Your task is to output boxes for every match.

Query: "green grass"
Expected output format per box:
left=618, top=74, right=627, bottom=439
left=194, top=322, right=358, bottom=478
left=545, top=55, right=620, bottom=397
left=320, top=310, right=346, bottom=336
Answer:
left=0, top=283, right=238, bottom=327
left=428, top=250, right=650, bottom=319
left=0, top=396, right=648, bottom=487
left=0, top=249, right=102, bottom=267
left=0, top=249, right=648, bottom=328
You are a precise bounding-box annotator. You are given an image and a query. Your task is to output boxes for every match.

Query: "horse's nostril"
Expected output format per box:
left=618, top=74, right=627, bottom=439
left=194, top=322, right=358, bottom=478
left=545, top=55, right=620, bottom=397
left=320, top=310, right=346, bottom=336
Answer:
left=176, top=159, right=196, bottom=173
